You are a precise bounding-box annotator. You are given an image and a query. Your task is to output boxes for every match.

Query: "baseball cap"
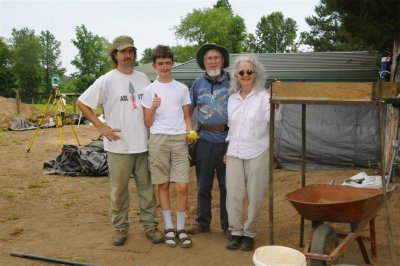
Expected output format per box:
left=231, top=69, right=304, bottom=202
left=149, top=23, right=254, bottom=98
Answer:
left=112, top=36, right=135, bottom=51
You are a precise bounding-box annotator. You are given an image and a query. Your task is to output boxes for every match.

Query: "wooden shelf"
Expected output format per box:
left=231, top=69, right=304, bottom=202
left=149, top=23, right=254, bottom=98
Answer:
left=271, top=82, right=400, bottom=103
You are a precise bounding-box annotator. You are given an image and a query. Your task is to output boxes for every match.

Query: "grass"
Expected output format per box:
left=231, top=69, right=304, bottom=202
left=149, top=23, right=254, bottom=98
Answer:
left=28, top=178, right=49, bottom=189
left=33, top=103, right=102, bottom=115
left=7, top=210, right=19, bottom=220
left=1, top=191, right=16, bottom=200
left=64, top=198, right=77, bottom=207
left=0, top=237, right=11, bottom=243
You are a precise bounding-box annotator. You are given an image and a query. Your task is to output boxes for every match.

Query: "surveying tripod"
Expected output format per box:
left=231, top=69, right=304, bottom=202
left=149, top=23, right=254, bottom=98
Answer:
left=27, top=87, right=81, bottom=152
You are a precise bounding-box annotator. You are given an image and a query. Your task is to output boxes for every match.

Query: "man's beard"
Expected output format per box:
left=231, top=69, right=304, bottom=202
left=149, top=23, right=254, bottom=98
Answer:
left=206, top=69, right=221, bottom=77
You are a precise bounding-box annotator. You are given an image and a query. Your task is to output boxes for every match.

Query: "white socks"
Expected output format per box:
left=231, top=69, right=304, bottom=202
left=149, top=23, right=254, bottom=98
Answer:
left=162, top=209, right=173, bottom=229
left=176, top=211, right=186, bottom=231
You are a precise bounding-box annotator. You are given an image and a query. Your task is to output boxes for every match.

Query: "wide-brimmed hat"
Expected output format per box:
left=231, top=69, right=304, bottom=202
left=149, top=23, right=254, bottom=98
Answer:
left=196, top=43, right=229, bottom=70
left=112, top=35, right=136, bottom=51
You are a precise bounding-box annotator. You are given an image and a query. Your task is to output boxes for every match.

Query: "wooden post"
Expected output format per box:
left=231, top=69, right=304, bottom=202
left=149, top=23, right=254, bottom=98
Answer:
left=268, top=102, right=275, bottom=245
left=299, top=104, right=306, bottom=248
left=16, top=90, right=21, bottom=114
left=72, top=96, right=77, bottom=113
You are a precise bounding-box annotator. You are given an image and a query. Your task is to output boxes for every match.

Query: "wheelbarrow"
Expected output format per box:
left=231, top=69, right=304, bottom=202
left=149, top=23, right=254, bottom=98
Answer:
left=285, top=184, right=395, bottom=266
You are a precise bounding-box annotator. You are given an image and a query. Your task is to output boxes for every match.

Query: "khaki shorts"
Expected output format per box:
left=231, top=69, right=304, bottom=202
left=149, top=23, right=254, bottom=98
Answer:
left=148, top=134, right=189, bottom=184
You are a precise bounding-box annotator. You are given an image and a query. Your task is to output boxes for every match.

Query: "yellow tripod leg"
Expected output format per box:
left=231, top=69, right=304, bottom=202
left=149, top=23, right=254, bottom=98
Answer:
left=59, top=97, right=81, bottom=146
left=69, top=124, right=81, bottom=146
left=57, top=114, right=64, bottom=150
left=27, top=93, right=54, bottom=152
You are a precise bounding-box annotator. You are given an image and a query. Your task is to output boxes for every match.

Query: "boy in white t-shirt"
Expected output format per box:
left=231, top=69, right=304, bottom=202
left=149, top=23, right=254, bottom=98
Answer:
left=142, top=45, right=196, bottom=248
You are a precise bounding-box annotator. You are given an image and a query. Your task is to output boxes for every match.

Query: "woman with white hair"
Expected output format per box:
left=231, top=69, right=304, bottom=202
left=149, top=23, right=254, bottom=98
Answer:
left=224, top=55, right=281, bottom=251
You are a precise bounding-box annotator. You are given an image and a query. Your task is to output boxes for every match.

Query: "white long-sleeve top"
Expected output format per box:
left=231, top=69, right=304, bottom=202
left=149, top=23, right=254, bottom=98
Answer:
left=226, top=89, right=282, bottom=160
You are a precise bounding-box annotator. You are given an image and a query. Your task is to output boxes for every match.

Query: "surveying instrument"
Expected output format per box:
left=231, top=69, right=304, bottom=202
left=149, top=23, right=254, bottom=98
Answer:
left=27, top=75, right=81, bottom=152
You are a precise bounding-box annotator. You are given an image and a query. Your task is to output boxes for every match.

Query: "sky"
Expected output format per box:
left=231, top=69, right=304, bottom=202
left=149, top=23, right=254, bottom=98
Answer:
left=1, top=0, right=320, bottom=75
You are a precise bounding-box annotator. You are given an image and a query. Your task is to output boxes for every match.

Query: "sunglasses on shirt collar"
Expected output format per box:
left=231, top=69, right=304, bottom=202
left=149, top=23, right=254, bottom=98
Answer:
left=238, top=69, right=255, bottom=76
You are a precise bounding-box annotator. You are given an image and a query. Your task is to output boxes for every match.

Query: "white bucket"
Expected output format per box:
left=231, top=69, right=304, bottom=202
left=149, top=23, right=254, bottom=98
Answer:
left=253, top=245, right=306, bottom=266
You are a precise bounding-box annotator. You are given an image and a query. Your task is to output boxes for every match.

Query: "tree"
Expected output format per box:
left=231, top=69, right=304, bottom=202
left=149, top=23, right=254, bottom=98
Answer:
left=71, top=25, right=111, bottom=92
left=140, top=48, right=153, bottom=64
left=213, top=0, right=233, bottom=14
left=243, top=33, right=257, bottom=53
left=171, top=45, right=197, bottom=63
left=0, top=37, right=16, bottom=95
left=10, top=27, right=42, bottom=101
left=300, top=0, right=366, bottom=51
left=174, top=6, right=246, bottom=53
left=325, top=0, right=400, bottom=52
left=254, top=12, right=298, bottom=53
left=39, top=30, right=66, bottom=91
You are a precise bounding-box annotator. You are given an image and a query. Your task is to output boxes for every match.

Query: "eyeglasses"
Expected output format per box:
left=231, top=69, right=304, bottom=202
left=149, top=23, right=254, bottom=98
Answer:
left=205, top=56, right=221, bottom=62
left=238, top=70, right=255, bottom=76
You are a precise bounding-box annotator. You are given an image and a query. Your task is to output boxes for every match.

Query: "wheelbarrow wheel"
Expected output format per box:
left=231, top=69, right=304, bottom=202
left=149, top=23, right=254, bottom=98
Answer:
left=310, top=224, right=339, bottom=266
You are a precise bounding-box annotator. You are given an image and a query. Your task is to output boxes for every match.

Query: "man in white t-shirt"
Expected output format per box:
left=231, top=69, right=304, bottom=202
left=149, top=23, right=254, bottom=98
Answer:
left=77, top=35, right=163, bottom=246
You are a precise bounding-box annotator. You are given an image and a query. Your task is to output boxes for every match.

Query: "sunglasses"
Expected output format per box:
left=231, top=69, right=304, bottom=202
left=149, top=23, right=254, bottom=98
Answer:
left=238, top=69, right=255, bottom=76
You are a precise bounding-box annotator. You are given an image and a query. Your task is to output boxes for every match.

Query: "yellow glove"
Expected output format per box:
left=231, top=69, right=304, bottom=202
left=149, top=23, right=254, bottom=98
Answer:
left=187, top=130, right=199, bottom=141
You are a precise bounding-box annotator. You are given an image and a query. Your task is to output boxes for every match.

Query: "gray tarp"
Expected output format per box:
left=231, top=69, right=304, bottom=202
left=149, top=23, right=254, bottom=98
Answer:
left=9, top=118, right=37, bottom=131
left=274, top=105, right=380, bottom=170
left=43, top=140, right=108, bottom=176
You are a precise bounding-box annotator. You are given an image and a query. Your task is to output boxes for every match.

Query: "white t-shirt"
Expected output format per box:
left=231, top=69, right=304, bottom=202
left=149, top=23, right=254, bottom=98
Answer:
left=142, top=79, right=191, bottom=134
left=226, top=89, right=282, bottom=160
left=78, top=69, right=150, bottom=154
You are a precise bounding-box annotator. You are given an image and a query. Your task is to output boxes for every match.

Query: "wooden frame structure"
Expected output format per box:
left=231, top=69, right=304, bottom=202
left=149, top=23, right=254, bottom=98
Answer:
left=268, top=81, right=399, bottom=263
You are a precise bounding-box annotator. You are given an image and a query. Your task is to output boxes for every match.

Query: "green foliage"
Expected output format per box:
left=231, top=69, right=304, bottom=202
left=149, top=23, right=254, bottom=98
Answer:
left=39, top=30, right=66, bottom=91
left=300, top=0, right=366, bottom=51
left=71, top=25, right=112, bottom=92
left=213, top=0, right=233, bottom=14
left=0, top=37, right=16, bottom=95
left=140, top=48, right=153, bottom=64
left=11, top=28, right=42, bottom=99
left=243, top=33, right=257, bottom=53
left=173, top=7, right=246, bottom=53
left=254, top=12, right=298, bottom=53
left=325, top=0, right=400, bottom=52
left=171, top=45, right=197, bottom=63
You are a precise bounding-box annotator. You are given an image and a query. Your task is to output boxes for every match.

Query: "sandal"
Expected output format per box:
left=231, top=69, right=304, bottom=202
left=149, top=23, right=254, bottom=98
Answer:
left=164, top=228, right=177, bottom=247
left=177, top=229, right=192, bottom=248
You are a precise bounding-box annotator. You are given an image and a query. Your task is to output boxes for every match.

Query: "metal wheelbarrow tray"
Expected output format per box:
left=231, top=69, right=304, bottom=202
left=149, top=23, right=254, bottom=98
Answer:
left=285, top=184, right=394, bottom=265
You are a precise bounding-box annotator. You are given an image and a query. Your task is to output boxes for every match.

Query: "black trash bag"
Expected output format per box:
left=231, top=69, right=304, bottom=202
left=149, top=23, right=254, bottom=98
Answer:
left=43, top=140, right=108, bottom=176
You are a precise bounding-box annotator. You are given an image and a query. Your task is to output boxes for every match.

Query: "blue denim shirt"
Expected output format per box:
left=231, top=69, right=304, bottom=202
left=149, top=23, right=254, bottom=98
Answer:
left=190, top=73, right=229, bottom=143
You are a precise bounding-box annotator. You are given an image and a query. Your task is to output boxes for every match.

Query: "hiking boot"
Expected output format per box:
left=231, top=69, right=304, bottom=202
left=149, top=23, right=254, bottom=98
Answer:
left=226, top=235, right=243, bottom=250
left=145, top=228, right=164, bottom=244
left=240, top=236, right=254, bottom=251
left=187, top=224, right=210, bottom=234
left=112, top=230, right=128, bottom=246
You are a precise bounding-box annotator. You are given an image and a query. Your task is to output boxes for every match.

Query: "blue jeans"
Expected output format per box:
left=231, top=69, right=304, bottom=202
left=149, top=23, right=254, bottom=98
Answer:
left=195, top=139, right=229, bottom=230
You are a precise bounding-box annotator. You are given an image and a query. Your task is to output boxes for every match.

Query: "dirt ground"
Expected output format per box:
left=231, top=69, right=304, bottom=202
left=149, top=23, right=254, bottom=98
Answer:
left=0, top=97, right=399, bottom=266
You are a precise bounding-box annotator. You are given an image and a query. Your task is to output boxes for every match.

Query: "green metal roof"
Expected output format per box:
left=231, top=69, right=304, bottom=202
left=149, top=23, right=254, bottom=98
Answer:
left=135, top=63, right=158, bottom=81
left=171, top=51, right=382, bottom=86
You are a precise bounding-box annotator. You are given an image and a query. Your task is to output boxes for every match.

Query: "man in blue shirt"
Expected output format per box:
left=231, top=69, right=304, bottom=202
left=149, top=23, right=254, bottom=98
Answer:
left=189, top=43, right=230, bottom=237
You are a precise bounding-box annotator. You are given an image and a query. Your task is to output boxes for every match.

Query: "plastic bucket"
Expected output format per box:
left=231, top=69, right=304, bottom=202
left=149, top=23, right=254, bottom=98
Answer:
left=253, top=245, right=306, bottom=266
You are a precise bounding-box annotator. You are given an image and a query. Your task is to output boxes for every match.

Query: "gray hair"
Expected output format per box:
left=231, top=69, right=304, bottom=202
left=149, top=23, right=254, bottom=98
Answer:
left=228, top=54, right=267, bottom=95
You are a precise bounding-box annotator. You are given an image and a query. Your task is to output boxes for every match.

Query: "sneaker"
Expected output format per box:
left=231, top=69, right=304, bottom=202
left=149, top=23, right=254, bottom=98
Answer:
left=112, top=230, right=128, bottom=246
left=187, top=224, right=210, bottom=234
left=240, top=236, right=254, bottom=251
left=226, top=235, right=243, bottom=250
left=145, top=228, right=164, bottom=244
